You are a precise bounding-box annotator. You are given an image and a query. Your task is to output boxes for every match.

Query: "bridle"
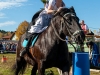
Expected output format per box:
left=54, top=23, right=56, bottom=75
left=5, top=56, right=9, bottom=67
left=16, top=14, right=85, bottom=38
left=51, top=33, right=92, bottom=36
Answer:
left=51, top=12, right=82, bottom=42
left=51, top=12, right=84, bottom=52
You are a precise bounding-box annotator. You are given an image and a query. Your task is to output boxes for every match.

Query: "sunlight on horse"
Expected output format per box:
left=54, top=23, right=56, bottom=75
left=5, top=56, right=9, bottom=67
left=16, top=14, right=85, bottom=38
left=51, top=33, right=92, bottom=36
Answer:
left=12, top=7, right=85, bottom=75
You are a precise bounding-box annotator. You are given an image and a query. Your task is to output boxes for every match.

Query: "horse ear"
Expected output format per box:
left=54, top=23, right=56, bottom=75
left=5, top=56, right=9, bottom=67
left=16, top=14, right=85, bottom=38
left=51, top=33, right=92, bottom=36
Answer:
left=70, top=6, right=76, bottom=14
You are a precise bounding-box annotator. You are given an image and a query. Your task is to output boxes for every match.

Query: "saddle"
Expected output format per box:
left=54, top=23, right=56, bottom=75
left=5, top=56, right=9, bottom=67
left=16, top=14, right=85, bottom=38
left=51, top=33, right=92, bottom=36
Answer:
left=22, top=33, right=39, bottom=47
left=23, top=8, right=52, bottom=48
left=28, top=33, right=39, bottom=47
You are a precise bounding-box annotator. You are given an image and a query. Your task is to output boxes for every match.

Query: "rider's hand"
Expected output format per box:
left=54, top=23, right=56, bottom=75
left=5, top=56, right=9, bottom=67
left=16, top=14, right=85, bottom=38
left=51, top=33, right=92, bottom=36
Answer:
left=52, top=10, right=57, bottom=15
left=57, top=7, right=63, bottom=12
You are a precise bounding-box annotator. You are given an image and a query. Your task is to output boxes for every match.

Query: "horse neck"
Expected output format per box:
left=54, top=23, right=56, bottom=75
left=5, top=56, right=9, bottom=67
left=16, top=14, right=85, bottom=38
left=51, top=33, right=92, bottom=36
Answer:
left=38, top=16, right=66, bottom=49
left=48, top=16, right=65, bottom=39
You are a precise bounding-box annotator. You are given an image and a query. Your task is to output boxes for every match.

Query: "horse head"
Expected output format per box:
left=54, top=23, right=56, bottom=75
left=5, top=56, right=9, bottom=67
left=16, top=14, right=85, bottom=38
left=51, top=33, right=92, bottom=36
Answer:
left=52, top=6, right=85, bottom=46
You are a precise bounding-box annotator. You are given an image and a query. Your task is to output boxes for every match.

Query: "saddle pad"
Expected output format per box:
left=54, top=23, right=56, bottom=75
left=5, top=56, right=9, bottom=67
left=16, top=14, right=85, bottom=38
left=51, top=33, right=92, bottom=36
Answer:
left=31, top=35, right=39, bottom=46
left=22, top=35, right=39, bottom=47
left=22, top=39, right=28, bottom=47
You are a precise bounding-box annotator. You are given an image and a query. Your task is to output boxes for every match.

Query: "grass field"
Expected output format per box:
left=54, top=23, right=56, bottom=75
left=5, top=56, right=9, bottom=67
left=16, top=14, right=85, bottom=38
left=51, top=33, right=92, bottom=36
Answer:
left=0, top=54, right=100, bottom=75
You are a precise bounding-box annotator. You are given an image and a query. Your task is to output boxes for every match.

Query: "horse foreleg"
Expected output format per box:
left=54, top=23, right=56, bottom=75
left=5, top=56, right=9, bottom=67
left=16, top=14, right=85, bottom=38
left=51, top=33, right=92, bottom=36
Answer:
left=31, top=63, right=38, bottom=75
left=37, top=60, right=45, bottom=75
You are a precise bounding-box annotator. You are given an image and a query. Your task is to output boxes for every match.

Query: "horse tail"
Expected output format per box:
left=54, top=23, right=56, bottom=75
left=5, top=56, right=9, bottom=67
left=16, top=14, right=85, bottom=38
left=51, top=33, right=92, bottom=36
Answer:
left=12, top=57, right=27, bottom=75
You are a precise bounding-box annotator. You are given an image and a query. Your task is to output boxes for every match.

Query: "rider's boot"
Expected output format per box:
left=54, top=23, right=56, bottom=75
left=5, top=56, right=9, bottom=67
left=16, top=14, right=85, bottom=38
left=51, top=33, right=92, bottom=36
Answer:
left=20, top=33, right=37, bottom=57
left=20, top=39, right=30, bottom=57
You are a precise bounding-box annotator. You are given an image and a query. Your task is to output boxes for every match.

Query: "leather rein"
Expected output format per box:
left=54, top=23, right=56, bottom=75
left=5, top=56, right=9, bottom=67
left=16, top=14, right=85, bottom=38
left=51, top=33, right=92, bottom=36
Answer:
left=51, top=12, right=81, bottom=51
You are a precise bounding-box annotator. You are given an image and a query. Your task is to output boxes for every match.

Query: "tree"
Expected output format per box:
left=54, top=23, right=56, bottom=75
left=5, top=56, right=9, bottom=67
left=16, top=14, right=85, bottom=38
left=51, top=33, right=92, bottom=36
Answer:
left=7, top=32, right=12, bottom=36
left=0, top=32, right=3, bottom=39
left=15, top=21, right=29, bottom=40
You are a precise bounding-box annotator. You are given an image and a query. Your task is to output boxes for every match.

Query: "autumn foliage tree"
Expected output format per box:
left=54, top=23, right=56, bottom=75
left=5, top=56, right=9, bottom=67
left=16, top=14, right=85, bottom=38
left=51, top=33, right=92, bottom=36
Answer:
left=0, top=32, right=3, bottom=39
left=15, top=21, right=29, bottom=40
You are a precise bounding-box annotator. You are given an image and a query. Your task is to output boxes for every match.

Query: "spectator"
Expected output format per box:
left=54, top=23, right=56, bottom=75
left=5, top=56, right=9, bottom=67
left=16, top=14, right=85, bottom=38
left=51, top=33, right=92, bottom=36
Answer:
left=6, top=42, right=11, bottom=51
left=10, top=43, right=16, bottom=51
left=0, top=42, right=3, bottom=51
left=1, top=55, right=7, bottom=63
left=86, top=41, right=100, bottom=67
left=2, top=42, right=6, bottom=51
left=80, top=20, right=89, bottom=35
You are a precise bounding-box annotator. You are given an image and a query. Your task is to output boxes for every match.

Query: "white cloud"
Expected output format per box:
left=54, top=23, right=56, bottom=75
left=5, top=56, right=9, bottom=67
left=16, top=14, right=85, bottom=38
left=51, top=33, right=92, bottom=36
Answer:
left=0, top=0, right=28, bottom=10
left=0, top=21, right=16, bottom=27
left=0, top=12, right=7, bottom=18
left=0, top=13, right=5, bottom=17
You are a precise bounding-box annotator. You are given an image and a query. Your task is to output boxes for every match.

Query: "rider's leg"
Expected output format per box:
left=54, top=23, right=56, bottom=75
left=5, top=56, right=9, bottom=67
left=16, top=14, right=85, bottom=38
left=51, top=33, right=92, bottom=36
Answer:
left=20, top=17, right=43, bottom=57
left=20, top=33, right=36, bottom=57
left=20, top=13, right=49, bottom=57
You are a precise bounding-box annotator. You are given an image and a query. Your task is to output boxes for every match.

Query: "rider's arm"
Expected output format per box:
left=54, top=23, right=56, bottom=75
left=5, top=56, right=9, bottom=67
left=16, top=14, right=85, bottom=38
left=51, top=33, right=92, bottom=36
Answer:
left=46, top=5, right=56, bottom=14
left=45, top=0, right=56, bottom=14
left=46, top=0, right=65, bottom=14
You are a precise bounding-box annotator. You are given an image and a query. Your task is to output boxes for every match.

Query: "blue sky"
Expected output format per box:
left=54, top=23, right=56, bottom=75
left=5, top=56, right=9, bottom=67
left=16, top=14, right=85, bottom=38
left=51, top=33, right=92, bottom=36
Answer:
left=0, top=0, right=100, bottom=32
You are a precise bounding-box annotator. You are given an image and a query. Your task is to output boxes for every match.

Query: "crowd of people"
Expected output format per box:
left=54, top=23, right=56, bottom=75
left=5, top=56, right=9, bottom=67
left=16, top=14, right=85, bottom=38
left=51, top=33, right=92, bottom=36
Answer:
left=0, top=41, right=17, bottom=52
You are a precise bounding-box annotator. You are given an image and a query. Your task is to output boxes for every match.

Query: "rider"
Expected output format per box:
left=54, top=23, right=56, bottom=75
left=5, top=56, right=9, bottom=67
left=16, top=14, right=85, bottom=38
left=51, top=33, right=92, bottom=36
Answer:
left=20, top=0, right=66, bottom=57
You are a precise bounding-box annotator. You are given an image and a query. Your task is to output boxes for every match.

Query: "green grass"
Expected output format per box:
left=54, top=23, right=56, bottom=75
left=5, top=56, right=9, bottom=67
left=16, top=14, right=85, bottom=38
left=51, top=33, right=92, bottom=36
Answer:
left=0, top=54, right=100, bottom=75
left=0, top=54, right=59, bottom=75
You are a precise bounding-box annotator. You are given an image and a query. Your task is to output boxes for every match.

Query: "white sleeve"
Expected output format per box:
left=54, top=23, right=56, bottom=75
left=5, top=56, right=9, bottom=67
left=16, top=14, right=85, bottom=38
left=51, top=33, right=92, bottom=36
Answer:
left=86, top=25, right=89, bottom=30
left=49, top=0, right=56, bottom=7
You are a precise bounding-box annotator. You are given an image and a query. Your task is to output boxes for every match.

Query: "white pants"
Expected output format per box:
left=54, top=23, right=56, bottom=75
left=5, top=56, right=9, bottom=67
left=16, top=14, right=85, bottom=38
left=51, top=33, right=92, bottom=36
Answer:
left=28, top=10, right=52, bottom=33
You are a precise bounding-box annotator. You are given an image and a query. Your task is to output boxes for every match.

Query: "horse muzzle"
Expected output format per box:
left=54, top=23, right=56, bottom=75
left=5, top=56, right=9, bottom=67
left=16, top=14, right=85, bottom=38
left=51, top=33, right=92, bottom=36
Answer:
left=72, top=30, right=85, bottom=45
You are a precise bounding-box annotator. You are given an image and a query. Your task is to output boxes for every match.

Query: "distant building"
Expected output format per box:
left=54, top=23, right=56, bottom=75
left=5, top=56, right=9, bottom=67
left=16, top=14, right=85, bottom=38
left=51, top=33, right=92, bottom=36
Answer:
left=2, top=35, right=13, bottom=40
left=2, top=32, right=17, bottom=40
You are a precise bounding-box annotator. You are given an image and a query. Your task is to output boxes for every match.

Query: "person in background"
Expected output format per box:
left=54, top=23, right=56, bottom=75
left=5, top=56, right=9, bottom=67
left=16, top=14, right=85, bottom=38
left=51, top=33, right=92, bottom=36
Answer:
left=1, top=55, right=7, bottom=63
left=0, top=42, right=3, bottom=53
left=86, top=41, right=100, bottom=67
left=80, top=20, right=89, bottom=35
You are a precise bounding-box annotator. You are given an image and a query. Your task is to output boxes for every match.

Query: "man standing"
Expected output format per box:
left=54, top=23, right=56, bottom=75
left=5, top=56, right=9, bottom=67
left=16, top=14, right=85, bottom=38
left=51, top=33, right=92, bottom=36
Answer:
left=80, top=20, right=89, bottom=35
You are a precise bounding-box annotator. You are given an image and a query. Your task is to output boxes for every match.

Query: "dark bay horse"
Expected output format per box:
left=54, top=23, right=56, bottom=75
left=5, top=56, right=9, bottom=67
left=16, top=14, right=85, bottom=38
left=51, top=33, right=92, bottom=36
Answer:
left=13, top=7, right=85, bottom=75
